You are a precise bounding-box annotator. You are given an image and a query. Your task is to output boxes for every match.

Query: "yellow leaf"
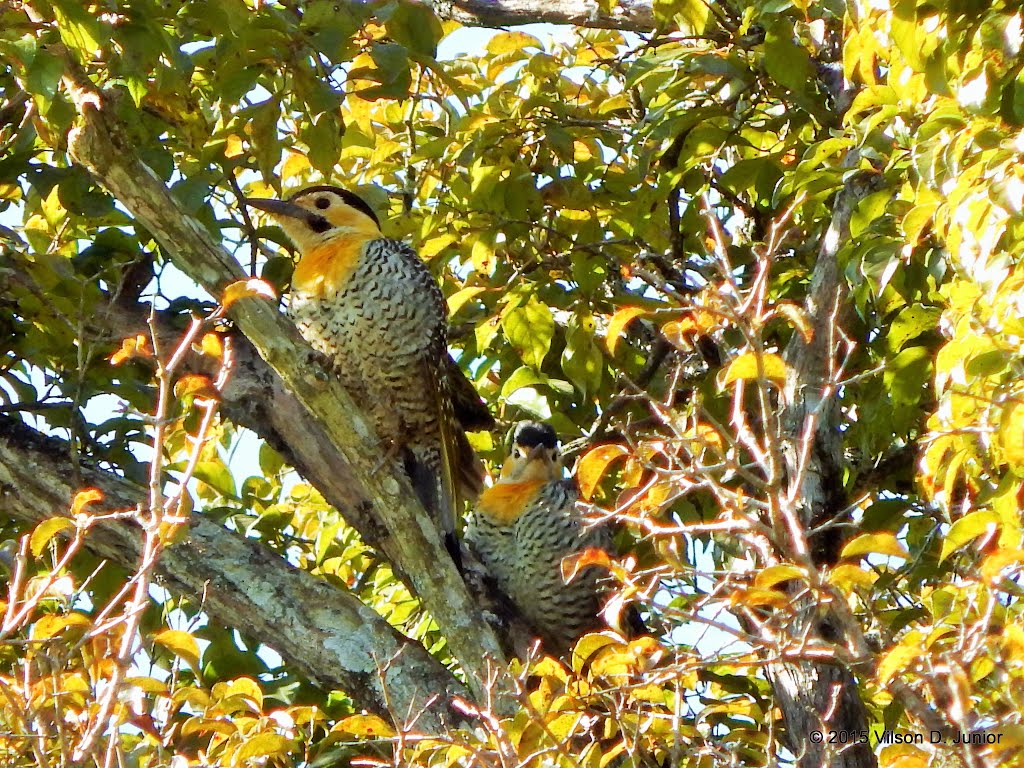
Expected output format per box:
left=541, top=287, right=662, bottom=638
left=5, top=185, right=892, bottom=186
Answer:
left=486, top=31, right=542, bottom=55
left=221, top=278, right=277, bottom=310
left=570, top=632, right=621, bottom=673
left=447, top=286, right=486, bottom=316
left=281, top=151, right=310, bottom=180
left=753, top=565, right=806, bottom=589
left=879, top=745, right=929, bottom=768
left=125, top=676, right=169, bottom=694
left=212, top=677, right=263, bottom=710
left=830, top=564, right=878, bottom=593
left=606, top=307, right=646, bottom=355
left=719, top=352, right=788, bottom=388
left=1001, top=401, right=1024, bottom=465
left=234, top=733, right=292, bottom=761
left=30, top=517, right=75, bottom=557
left=576, top=444, right=629, bottom=500
left=841, top=532, right=909, bottom=560
left=153, top=629, right=201, bottom=671
left=940, top=510, right=1000, bottom=561
left=531, top=656, right=569, bottom=682
left=981, top=548, right=1024, bottom=582
left=876, top=631, right=923, bottom=684
left=470, top=238, right=494, bottom=275
left=331, top=714, right=396, bottom=738
left=31, top=612, right=90, bottom=640
left=224, top=134, right=244, bottom=158
left=419, top=233, right=456, bottom=259
left=195, top=332, right=224, bottom=359
left=731, top=588, right=788, bottom=608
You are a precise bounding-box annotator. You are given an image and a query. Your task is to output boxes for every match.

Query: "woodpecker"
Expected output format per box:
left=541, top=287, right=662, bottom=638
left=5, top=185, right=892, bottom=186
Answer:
left=465, top=421, right=619, bottom=654
left=246, top=186, right=491, bottom=565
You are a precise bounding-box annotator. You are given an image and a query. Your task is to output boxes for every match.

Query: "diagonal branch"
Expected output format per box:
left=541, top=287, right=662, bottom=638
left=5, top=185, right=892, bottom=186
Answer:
left=58, top=55, right=509, bottom=703
left=416, top=0, right=656, bottom=31
left=0, top=415, right=467, bottom=732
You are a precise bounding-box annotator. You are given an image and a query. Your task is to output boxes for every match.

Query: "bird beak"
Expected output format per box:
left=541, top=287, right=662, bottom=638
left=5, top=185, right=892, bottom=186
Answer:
left=527, top=444, right=550, bottom=463
left=245, top=198, right=313, bottom=223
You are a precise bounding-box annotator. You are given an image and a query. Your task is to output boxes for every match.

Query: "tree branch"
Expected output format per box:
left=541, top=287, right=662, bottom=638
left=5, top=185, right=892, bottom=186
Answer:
left=0, top=415, right=467, bottom=732
left=770, top=164, right=886, bottom=768
left=417, top=0, right=656, bottom=31
left=59, top=59, right=509, bottom=704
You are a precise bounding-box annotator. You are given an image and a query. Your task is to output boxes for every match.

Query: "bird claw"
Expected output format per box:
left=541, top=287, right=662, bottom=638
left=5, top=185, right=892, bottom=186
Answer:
left=306, top=348, right=333, bottom=381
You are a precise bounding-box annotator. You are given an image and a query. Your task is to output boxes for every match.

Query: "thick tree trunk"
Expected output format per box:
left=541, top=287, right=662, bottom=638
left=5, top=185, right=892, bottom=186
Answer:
left=0, top=416, right=467, bottom=733
left=417, top=0, right=656, bottom=31
left=773, top=168, right=885, bottom=768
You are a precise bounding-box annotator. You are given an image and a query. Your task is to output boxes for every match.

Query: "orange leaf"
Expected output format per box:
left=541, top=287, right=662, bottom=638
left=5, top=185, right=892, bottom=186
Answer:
left=173, top=374, right=219, bottom=401
left=561, top=547, right=612, bottom=583
left=109, top=334, right=153, bottom=365
left=221, top=278, right=276, bottom=310
left=774, top=302, right=813, bottom=343
left=72, top=488, right=104, bottom=516
left=577, top=444, right=629, bottom=500
left=606, top=307, right=647, bottom=355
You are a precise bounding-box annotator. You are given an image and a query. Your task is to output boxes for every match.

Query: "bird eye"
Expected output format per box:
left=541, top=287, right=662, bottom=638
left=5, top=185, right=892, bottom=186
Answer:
left=513, top=449, right=523, bottom=459
left=315, top=197, right=330, bottom=209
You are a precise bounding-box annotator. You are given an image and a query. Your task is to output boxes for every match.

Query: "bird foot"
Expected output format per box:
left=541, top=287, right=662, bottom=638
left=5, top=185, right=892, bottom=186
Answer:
left=306, top=348, right=333, bottom=381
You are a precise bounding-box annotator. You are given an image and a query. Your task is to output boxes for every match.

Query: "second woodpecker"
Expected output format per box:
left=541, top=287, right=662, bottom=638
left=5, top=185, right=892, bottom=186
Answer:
left=247, top=186, right=491, bottom=563
left=466, top=421, right=619, bottom=654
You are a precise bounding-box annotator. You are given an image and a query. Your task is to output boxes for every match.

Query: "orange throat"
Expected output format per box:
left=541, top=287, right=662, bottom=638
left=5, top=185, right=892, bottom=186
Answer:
left=291, top=235, right=372, bottom=296
left=477, top=480, right=546, bottom=525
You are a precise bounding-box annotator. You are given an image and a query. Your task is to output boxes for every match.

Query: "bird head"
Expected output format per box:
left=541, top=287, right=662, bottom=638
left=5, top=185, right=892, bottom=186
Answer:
left=499, top=421, right=561, bottom=483
left=246, top=186, right=380, bottom=252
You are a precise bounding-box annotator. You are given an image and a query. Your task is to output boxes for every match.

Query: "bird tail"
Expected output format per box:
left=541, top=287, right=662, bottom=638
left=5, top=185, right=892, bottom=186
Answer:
left=404, top=443, right=462, bottom=571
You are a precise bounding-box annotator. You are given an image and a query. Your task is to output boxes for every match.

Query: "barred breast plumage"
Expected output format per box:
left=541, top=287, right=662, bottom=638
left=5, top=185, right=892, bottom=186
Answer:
left=466, top=421, right=610, bottom=654
left=247, top=186, right=492, bottom=566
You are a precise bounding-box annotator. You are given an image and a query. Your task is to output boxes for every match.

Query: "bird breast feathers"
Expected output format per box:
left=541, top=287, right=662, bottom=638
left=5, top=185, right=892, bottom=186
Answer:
left=476, top=480, right=547, bottom=525
left=291, top=236, right=370, bottom=297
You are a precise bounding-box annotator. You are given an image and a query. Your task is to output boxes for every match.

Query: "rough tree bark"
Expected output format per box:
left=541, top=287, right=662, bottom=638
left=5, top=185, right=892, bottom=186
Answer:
left=417, top=0, right=656, bottom=31
left=0, top=252, right=424, bottom=579
left=56, top=56, right=510, bottom=705
left=774, top=166, right=885, bottom=768
left=0, top=415, right=467, bottom=733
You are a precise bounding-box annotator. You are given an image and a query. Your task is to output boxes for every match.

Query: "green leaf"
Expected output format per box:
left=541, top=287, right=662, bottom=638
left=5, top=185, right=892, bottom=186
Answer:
left=52, top=0, right=104, bottom=59
left=360, top=42, right=412, bottom=100
left=192, top=461, right=237, bottom=499
left=502, top=297, right=554, bottom=370
left=26, top=49, right=64, bottom=113
left=653, top=0, right=709, bottom=34
left=884, top=346, right=932, bottom=406
left=561, top=316, right=603, bottom=396
left=388, top=4, right=444, bottom=58
left=302, top=113, right=342, bottom=175
left=764, top=20, right=816, bottom=104
left=850, top=189, right=892, bottom=238
left=940, top=511, right=1000, bottom=561
left=886, top=304, right=940, bottom=352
